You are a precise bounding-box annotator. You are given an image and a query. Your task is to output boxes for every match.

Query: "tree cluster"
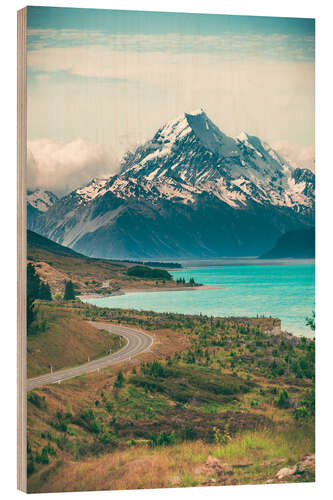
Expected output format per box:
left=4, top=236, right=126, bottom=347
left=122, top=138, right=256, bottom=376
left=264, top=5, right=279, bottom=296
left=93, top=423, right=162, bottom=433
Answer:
left=27, top=263, right=52, bottom=329
left=63, top=280, right=76, bottom=300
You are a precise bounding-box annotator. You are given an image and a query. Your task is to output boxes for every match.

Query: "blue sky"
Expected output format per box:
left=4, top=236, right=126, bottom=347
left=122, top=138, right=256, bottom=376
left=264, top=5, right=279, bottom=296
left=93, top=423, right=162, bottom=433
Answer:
left=26, top=6, right=315, bottom=195
left=27, top=6, right=314, bottom=37
left=27, top=7, right=314, bottom=60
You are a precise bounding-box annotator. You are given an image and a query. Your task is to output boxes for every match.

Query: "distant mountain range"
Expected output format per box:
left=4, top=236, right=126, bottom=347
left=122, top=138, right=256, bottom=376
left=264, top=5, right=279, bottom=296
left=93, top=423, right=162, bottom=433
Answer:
left=27, top=109, right=315, bottom=259
left=27, top=189, right=59, bottom=232
left=260, top=227, right=315, bottom=259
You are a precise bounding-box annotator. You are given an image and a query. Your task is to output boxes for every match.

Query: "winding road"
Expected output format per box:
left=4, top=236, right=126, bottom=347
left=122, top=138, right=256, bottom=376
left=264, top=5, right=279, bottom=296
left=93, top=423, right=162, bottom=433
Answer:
left=26, top=322, right=153, bottom=391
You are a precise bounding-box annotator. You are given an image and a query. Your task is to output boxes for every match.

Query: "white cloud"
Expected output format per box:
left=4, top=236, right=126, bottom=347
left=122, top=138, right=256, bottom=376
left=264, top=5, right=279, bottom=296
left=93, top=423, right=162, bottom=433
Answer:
left=27, top=138, right=119, bottom=196
left=27, top=44, right=314, bottom=82
left=27, top=30, right=314, bottom=61
left=26, top=28, right=314, bottom=162
left=27, top=45, right=314, bottom=153
left=273, top=141, right=315, bottom=172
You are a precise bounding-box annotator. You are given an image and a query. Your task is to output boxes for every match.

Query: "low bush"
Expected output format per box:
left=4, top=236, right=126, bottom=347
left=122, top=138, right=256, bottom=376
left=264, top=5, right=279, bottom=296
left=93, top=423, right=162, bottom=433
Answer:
left=148, top=430, right=176, bottom=448
left=276, top=389, right=290, bottom=409
left=28, top=392, right=47, bottom=410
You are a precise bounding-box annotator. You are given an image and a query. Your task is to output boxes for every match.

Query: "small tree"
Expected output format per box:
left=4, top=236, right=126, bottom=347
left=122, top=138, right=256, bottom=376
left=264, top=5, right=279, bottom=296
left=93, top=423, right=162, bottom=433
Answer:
left=27, top=294, right=36, bottom=330
left=114, top=370, right=125, bottom=388
left=27, top=264, right=52, bottom=331
left=27, top=263, right=41, bottom=298
left=40, top=447, right=49, bottom=465
left=276, top=389, right=290, bottom=409
left=40, top=282, right=52, bottom=300
left=63, top=280, right=75, bottom=300
left=306, top=311, right=315, bottom=331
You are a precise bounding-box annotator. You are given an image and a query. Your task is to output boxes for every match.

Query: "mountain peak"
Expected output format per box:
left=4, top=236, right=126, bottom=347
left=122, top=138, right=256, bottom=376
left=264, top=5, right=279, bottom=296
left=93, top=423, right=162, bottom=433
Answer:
left=185, top=108, right=205, bottom=117
left=156, top=108, right=207, bottom=144
left=28, top=109, right=315, bottom=259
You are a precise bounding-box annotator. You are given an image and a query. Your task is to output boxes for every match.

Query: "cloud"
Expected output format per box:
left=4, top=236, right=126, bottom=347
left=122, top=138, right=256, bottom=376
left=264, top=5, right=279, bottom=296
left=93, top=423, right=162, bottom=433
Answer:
left=27, top=38, right=314, bottom=84
left=26, top=29, right=314, bottom=158
left=27, top=138, right=119, bottom=196
left=27, top=30, right=314, bottom=61
left=272, top=141, right=315, bottom=172
left=27, top=47, right=314, bottom=154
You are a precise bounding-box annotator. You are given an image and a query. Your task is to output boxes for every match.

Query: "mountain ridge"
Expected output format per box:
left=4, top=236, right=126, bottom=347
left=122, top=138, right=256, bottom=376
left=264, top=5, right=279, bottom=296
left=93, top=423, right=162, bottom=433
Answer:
left=27, top=109, right=315, bottom=259
left=259, top=227, right=315, bottom=259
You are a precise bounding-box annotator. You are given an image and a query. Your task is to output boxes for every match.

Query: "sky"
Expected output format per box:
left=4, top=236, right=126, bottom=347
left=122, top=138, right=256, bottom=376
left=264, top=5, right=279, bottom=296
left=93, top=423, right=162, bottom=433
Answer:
left=26, top=6, right=315, bottom=195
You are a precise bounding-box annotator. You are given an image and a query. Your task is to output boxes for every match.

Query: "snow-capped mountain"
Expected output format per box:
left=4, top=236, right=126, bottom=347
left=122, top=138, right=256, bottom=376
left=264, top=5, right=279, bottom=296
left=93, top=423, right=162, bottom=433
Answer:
left=27, top=189, right=58, bottom=212
left=116, top=109, right=314, bottom=211
left=27, top=189, right=58, bottom=233
left=29, top=110, right=315, bottom=259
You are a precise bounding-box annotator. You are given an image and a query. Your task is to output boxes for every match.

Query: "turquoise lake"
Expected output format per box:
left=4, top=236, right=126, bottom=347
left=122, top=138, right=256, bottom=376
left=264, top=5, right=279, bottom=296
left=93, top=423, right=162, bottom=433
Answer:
left=83, top=261, right=315, bottom=337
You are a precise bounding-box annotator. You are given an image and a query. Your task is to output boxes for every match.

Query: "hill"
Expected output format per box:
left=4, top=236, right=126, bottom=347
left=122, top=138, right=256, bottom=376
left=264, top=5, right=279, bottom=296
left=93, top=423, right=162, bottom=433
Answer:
left=27, top=231, right=187, bottom=295
left=260, top=228, right=315, bottom=259
left=27, top=303, right=125, bottom=378
left=27, top=304, right=315, bottom=492
left=28, top=230, right=85, bottom=258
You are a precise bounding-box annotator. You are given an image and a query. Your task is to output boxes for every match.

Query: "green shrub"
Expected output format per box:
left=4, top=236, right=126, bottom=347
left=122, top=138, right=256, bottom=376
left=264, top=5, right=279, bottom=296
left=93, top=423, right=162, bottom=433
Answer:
left=114, top=370, right=125, bottom=388
left=36, top=447, right=49, bottom=465
left=181, top=426, right=197, bottom=441
left=213, top=425, right=230, bottom=445
left=28, top=392, right=47, bottom=410
left=127, top=266, right=172, bottom=281
left=294, top=407, right=309, bottom=420
left=27, top=456, right=34, bottom=476
left=276, top=389, right=290, bottom=409
left=148, top=431, right=176, bottom=448
left=97, top=431, right=119, bottom=448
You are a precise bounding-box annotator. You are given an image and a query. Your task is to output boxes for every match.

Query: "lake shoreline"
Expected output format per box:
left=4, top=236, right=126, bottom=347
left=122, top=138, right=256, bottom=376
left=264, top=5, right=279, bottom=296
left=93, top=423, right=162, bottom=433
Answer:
left=80, top=262, right=314, bottom=338
left=80, top=284, right=227, bottom=300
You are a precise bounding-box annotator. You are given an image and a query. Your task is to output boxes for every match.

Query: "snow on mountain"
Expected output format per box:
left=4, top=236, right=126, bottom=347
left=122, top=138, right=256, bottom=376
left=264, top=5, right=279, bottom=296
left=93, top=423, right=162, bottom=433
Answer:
left=73, top=109, right=314, bottom=212
left=29, top=109, right=315, bottom=259
left=74, top=177, right=109, bottom=204
left=27, top=189, right=58, bottom=212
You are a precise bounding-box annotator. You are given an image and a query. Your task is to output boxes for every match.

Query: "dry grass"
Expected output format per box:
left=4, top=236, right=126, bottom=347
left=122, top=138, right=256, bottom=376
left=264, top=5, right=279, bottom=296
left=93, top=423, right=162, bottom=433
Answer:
left=28, top=246, right=187, bottom=295
left=27, top=304, right=126, bottom=377
left=30, top=422, right=314, bottom=493
left=26, top=305, right=314, bottom=493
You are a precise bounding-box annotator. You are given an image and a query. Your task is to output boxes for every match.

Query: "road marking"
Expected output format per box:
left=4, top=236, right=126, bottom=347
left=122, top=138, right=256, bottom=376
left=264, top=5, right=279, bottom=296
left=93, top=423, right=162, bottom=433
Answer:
left=26, top=322, right=153, bottom=391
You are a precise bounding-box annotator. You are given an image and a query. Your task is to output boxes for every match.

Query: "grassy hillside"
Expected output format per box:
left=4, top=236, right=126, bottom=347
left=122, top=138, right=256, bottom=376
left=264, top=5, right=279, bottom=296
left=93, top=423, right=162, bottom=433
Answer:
left=28, top=231, right=191, bottom=295
left=28, top=230, right=84, bottom=258
left=27, top=303, right=126, bottom=378
left=27, top=304, right=314, bottom=492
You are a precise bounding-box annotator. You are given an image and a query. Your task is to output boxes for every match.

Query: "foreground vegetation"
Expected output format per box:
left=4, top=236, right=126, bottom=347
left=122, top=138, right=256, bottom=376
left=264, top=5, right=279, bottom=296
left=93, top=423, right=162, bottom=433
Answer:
left=27, top=302, right=315, bottom=492
left=28, top=423, right=314, bottom=492
left=27, top=303, right=126, bottom=378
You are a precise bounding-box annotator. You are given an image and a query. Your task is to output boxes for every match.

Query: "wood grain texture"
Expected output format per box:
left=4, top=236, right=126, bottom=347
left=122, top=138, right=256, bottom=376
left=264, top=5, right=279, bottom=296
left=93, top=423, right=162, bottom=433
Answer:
left=17, top=6, right=27, bottom=492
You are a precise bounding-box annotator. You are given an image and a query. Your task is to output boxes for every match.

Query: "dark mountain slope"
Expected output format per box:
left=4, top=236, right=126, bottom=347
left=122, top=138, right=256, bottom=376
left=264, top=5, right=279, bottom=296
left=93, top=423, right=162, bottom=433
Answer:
left=27, top=230, right=85, bottom=258
left=260, top=228, right=315, bottom=259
